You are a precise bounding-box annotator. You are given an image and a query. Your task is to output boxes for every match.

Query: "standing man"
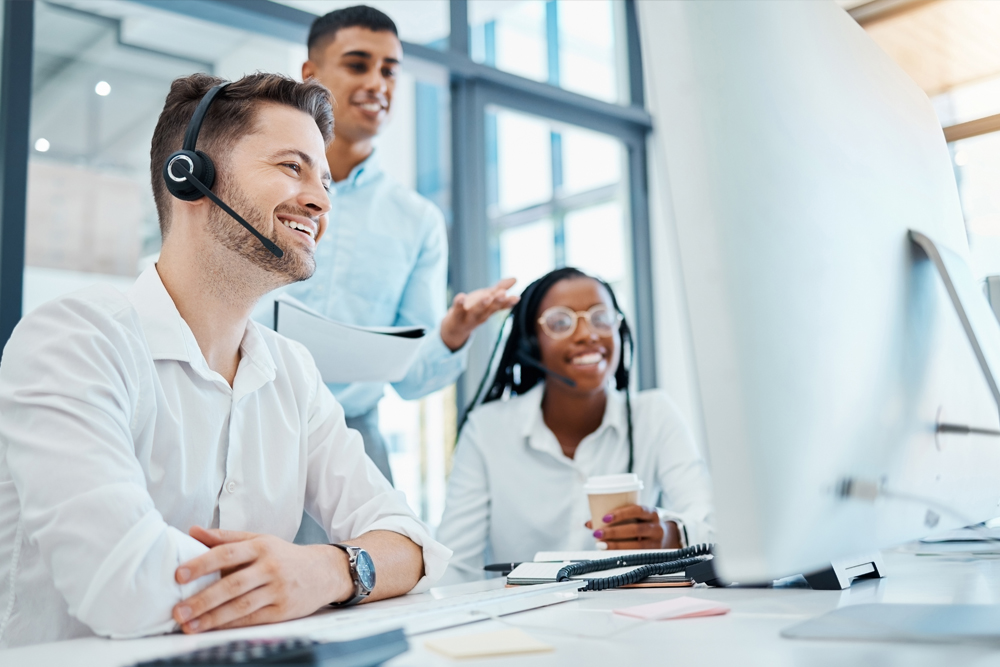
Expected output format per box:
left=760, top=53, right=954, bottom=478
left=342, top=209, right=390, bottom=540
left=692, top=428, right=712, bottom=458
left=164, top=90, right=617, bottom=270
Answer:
left=288, top=6, right=517, bottom=496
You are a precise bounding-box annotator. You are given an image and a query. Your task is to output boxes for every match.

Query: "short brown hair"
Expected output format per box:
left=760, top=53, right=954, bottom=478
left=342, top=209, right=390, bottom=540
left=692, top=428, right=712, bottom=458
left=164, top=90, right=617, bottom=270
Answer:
left=150, top=72, right=334, bottom=234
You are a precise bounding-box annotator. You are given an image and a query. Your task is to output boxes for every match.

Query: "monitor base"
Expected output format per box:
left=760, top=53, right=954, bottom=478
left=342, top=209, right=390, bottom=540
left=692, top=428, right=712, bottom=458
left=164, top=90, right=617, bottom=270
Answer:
left=687, top=552, right=886, bottom=590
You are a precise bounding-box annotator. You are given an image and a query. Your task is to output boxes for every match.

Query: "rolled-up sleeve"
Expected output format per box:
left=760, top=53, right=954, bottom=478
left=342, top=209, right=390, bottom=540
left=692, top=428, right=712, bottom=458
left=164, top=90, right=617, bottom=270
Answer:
left=0, top=296, right=217, bottom=639
left=301, top=365, right=451, bottom=592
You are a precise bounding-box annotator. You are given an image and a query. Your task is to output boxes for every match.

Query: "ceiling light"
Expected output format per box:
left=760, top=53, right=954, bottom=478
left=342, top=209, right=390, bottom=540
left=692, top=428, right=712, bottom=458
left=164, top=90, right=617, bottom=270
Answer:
left=34, top=138, right=50, bottom=152
left=95, top=81, right=111, bottom=96
left=954, top=150, right=969, bottom=166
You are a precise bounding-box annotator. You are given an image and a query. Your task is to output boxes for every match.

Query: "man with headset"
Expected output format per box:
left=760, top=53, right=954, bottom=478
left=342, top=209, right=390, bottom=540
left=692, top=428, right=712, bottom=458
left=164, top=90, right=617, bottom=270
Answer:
left=0, top=72, right=448, bottom=647
left=278, top=6, right=517, bottom=504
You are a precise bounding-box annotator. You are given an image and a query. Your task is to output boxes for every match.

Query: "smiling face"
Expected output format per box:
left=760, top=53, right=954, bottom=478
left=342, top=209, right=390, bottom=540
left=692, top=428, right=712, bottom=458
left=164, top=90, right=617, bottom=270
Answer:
left=536, top=277, right=621, bottom=396
left=205, top=102, right=331, bottom=284
left=303, top=27, right=402, bottom=145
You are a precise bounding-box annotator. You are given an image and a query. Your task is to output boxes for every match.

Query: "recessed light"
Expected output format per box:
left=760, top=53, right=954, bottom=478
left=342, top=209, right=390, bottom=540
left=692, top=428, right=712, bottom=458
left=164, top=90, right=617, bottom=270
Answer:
left=34, top=138, right=50, bottom=152
left=95, top=81, right=111, bottom=96
left=954, top=150, right=968, bottom=166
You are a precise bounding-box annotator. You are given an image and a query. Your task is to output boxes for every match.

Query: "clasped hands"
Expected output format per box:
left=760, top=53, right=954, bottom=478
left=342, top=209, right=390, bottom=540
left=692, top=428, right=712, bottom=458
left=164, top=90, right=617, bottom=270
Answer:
left=585, top=504, right=682, bottom=550
left=171, top=526, right=354, bottom=634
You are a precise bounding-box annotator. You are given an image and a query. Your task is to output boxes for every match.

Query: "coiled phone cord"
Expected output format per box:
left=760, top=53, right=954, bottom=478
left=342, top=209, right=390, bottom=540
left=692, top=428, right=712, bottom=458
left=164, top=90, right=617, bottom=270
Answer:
left=555, top=543, right=714, bottom=592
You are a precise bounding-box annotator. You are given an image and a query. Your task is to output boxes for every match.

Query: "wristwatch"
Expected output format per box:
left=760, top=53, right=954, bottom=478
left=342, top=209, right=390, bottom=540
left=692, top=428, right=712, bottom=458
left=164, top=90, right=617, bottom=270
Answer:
left=329, top=544, right=376, bottom=607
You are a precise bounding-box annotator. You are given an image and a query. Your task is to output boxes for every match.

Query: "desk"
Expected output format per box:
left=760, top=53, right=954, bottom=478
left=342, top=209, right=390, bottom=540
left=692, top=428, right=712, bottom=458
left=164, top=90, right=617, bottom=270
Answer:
left=7, top=547, right=1000, bottom=667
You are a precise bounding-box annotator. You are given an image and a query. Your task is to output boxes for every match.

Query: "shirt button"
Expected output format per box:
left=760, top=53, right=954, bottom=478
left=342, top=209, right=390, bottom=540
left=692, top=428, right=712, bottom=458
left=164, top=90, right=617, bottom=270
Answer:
left=226, top=481, right=236, bottom=493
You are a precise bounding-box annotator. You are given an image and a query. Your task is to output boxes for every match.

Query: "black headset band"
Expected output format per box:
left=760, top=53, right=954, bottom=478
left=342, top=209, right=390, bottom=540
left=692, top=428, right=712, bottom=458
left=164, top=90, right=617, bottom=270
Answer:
left=183, top=83, right=228, bottom=152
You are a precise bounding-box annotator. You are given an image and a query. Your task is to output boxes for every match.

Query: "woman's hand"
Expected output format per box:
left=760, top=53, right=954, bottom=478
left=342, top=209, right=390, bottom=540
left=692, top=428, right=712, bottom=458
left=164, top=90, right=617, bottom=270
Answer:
left=585, top=504, right=681, bottom=550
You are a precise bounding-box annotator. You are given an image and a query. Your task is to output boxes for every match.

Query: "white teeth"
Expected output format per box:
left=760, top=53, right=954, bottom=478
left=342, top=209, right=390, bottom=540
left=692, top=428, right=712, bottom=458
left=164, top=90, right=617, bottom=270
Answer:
left=359, top=102, right=382, bottom=112
left=572, top=352, right=603, bottom=365
left=281, top=219, right=315, bottom=240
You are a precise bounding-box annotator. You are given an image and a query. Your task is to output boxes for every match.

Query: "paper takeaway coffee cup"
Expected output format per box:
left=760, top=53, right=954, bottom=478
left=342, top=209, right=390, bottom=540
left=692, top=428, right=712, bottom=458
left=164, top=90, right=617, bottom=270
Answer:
left=584, top=473, right=644, bottom=531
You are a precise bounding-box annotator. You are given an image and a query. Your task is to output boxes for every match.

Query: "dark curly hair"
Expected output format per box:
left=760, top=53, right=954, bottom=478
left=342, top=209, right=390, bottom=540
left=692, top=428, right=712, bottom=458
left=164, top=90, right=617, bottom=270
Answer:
left=461, top=267, right=635, bottom=471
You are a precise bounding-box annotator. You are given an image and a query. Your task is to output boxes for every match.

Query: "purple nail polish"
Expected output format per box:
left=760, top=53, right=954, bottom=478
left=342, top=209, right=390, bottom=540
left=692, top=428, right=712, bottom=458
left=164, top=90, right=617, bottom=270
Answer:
left=593, top=530, right=604, bottom=538
left=603, top=514, right=614, bottom=523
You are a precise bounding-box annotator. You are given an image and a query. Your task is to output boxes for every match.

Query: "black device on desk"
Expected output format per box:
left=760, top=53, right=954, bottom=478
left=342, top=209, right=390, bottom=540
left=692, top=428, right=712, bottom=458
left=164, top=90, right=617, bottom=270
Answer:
left=133, top=628, right=407, bottom=667
left=554, top=544, right=713, bottom=591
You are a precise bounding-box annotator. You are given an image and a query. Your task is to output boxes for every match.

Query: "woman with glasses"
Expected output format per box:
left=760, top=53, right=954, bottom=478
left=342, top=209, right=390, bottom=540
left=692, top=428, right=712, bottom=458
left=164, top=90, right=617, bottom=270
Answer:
left=437, top=267, right=713, bottom=584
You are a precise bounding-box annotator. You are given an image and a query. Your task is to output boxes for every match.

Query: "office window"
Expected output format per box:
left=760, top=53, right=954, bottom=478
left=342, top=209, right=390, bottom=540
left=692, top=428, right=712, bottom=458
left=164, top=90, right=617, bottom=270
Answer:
left=488, top=106, right=632, bottom=314
left=470, top=0, right=628, bottom=104
left=25, top=0, right=307, bottom=313
left=949, top=133, right=1000, bottom=276
left=273, top=0, right=450, bottom=49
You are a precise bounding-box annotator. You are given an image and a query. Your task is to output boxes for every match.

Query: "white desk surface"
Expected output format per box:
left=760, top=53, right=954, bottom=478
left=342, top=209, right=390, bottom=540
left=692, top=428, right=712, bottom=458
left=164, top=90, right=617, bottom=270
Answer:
left=8, top=546, right=1000, bottom=667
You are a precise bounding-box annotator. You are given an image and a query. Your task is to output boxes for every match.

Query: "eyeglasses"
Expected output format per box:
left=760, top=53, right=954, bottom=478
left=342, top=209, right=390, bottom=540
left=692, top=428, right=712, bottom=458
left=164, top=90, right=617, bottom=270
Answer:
left=537, top=304, right=623, bottom=340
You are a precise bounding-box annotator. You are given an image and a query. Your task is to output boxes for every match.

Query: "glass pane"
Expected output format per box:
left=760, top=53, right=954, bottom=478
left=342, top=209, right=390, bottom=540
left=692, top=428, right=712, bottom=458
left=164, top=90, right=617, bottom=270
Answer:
left=950, top=133, right=1000, bottom=277
left=561, top=125, right=622, bottom=196
left=471, top=0, right=627, bottom=104
left=498, top=219, right=556, bottom=293
left=274, top=0, right=450, bottom=49
left=494, top=109, right=553, bottom=214
left=471, top=1, right=548, bottom=82
left=564, top=202, right=626, bottom=285
left=557, top=0, right=619, bottom=103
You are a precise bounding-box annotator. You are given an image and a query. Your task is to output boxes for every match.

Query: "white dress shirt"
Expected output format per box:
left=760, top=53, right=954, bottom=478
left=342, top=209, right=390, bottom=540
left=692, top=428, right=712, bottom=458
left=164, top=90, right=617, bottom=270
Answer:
left=0, top=267, right=450, bottom=647
left=436, top=384, right=714, bottom=585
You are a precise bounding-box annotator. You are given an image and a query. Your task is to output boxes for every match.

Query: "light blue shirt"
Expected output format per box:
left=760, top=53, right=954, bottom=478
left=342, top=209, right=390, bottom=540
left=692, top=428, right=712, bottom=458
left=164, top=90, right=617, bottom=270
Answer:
left=282, top=151, right=467, bottom=417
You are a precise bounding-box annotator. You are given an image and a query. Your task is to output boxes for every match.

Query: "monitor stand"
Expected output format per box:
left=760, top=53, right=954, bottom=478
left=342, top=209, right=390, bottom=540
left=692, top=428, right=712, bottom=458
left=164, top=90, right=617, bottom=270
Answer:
left=802, top=552, right=886, bottom=590
left=687, top=551, right=886, bottom=590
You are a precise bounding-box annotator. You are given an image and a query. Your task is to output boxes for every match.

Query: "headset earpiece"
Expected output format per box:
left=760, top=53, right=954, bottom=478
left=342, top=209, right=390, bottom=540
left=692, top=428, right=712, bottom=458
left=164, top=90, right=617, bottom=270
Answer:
left=163, top=149, right=216, bottom=201
left=157, top=82, right=284, bottom=259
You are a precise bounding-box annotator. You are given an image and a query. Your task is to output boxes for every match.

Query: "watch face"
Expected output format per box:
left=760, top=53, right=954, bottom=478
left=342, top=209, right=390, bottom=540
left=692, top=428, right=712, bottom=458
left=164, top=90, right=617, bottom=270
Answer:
left=356, top=550, right=376, bottom=591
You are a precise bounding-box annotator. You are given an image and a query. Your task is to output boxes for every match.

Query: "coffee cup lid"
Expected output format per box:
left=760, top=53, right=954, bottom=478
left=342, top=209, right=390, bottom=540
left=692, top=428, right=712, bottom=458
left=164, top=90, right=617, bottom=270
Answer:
left=583, top=473, right=643, bottom=494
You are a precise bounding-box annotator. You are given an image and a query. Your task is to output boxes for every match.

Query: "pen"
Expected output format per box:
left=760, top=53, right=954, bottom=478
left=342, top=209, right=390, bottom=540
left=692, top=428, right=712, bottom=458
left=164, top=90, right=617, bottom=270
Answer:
left=483, top=562, right=521, bottom=573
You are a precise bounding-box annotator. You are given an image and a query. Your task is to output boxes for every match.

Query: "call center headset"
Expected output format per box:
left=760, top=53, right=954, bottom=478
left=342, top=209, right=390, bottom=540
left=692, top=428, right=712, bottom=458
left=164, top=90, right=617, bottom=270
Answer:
left=514, top=278, right=579, bottom=389
left=162, top=83, right=284, bottom=259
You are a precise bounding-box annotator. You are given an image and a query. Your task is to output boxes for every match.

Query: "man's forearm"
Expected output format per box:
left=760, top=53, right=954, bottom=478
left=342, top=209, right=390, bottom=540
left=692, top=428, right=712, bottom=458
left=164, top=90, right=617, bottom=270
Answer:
left=342, top=530, right=424, bottom=602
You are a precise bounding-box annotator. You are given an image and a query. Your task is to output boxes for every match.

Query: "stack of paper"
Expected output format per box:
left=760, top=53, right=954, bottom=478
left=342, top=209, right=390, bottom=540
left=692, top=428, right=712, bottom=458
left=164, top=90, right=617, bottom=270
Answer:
left=273, top=295, right=425, bottom=384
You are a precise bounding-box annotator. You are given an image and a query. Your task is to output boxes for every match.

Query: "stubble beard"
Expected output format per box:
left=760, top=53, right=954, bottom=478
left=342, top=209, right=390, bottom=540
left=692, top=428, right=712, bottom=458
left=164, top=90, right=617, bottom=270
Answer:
left=205, top=178, right=317, bottom=295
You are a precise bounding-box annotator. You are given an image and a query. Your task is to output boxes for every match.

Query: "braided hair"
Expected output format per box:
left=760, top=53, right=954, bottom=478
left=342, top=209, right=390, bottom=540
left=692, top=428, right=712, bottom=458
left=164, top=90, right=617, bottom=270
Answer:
left=460, top=267, right=636, bottom=472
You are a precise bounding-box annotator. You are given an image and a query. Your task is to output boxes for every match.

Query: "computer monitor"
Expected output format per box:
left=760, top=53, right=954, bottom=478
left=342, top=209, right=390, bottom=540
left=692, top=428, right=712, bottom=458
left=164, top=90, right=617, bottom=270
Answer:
left=640, top=0, right=1000, bottom=582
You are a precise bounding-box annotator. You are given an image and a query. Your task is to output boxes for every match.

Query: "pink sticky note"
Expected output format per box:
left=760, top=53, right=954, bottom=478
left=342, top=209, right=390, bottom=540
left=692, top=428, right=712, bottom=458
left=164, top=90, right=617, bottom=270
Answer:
left=613, top=595, right=730, bottom=621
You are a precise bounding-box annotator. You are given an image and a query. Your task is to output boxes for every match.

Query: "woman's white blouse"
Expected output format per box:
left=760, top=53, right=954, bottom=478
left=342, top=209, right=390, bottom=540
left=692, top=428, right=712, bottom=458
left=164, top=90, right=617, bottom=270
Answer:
left=437, top=384, right=714, bottom=584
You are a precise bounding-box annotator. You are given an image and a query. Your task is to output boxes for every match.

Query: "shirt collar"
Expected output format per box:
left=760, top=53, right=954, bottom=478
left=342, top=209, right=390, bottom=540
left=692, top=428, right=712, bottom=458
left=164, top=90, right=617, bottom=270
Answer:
left=520, top=382, right=626, bottom=450
left=333, top=150, right=382, bottom=194
left=127, top=266, right=276, bottom=384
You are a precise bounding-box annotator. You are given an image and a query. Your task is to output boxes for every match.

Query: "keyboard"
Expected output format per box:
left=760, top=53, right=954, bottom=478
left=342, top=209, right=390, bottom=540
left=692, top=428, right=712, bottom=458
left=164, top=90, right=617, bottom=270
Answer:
left=133, top=628, right=408, bottom=666
left=292, top=580, right=585, bottom=641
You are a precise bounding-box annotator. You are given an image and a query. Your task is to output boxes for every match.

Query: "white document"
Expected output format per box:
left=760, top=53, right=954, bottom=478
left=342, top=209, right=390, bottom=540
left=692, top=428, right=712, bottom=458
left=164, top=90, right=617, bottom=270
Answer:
left=273, top=294, right=425, bottom=384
